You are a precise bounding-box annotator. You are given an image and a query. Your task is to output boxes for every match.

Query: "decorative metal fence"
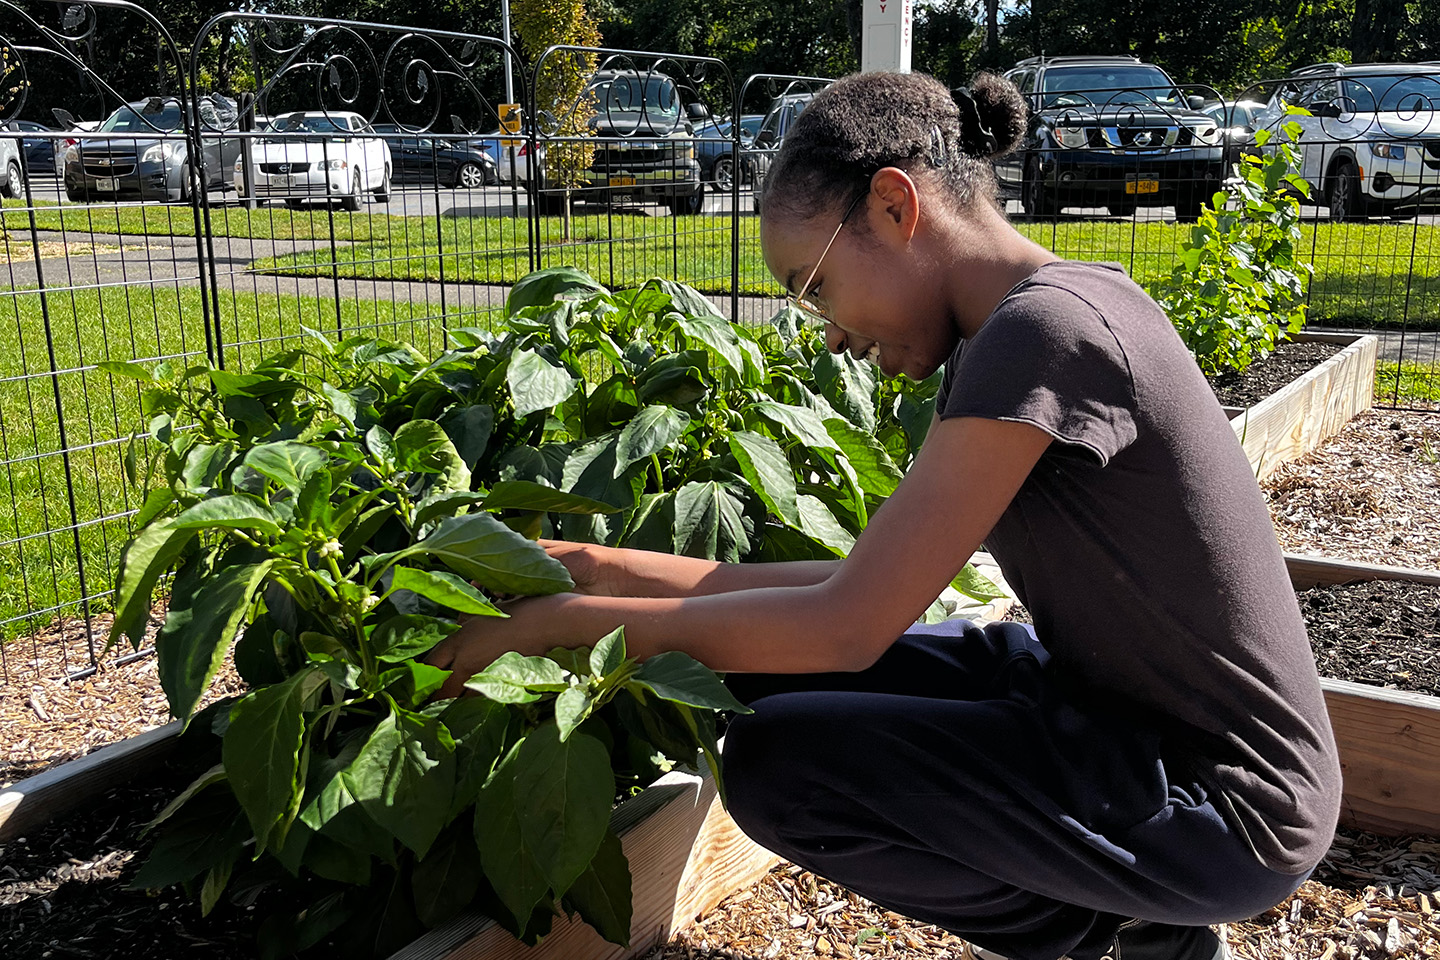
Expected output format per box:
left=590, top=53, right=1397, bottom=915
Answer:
left=1, top=3, right=1437, bottom=692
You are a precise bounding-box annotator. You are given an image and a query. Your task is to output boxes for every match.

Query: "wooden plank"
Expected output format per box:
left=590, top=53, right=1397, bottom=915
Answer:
left=392, top=767, right=778, bottom=960
left=1231, top=333, right=1377, bottom=481
left=1286, top=553, right=1440, bottom=590
left=0, top=722, right=179, bottom=841
left=1322, top=678, right=1440, bottom=837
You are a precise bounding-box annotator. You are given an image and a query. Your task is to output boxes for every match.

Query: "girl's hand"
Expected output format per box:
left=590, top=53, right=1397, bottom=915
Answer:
left=427, top=594, right=570, bottom=700
left=540, top=540, right=624, bottom=597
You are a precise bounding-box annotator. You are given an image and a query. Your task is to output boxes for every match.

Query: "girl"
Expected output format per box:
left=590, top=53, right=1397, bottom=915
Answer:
left=430, top=71, right=1342, bottom=960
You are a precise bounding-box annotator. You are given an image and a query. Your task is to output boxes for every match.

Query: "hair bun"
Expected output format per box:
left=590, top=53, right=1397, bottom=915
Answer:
left=959, top=72, right=1027, bottom=160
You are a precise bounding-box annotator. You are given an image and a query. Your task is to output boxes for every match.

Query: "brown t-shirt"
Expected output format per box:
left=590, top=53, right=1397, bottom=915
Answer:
left=938, top=260, right=1342, bottom=875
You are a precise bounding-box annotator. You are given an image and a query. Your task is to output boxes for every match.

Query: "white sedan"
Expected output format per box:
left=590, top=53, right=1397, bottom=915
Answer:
left=235, top=111, right=391, bottom=210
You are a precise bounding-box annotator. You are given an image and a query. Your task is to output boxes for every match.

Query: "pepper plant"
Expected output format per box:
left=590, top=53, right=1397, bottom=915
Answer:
left=104, top=268, right=996, bottom=957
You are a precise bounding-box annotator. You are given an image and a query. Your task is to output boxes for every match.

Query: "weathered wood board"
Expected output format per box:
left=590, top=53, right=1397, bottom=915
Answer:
left=1231, top=333, right=1377, bottom=481
left=1288, top=554, right=1440, bottom=837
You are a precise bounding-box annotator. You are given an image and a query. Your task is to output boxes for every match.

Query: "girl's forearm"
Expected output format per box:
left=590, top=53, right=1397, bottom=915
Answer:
left=614, top=548, right=840, bottom=598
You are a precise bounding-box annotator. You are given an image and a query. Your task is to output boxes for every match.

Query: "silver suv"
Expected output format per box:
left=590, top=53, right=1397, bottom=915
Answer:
left=0, top=126, right=22, bottom=202
left=1252, top=62, right=1440, bottom=220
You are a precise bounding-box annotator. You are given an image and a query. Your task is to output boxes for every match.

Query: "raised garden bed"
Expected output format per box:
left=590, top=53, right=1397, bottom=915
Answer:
left=1223, top=332, right=1378, bottom=482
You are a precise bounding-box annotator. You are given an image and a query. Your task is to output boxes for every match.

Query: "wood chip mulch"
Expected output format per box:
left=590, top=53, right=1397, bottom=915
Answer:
left=1262, top=410, right=1440, bottom=572
left=0, top=608, right=244, bottom=790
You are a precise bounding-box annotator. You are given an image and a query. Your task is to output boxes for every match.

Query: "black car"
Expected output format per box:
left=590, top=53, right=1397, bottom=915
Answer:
left=372, top=125, right=497, bottom=188
left=10, top=120, right=56, bottom=171
left=995, top=56, right=1225, bottom=219
left=64, top=95, right=241, bottom=202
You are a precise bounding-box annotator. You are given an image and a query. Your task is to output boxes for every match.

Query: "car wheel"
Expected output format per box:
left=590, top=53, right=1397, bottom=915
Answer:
left=374, top=166, right=391, bottom=203
left=668, top=182, right=706, bottom=216
left=712, top=156, right=735, bottom=192
left=1021, top=158, right=1058, bottom=217
left=455, top=162, right=485, bottom=189
left=1327, top=160, right=1367, bottom=222
left=177, top=164, right=192, bottom=203
left=4, top=161, right=23, bottom=201
left=341, top=172, right=362, bottom=212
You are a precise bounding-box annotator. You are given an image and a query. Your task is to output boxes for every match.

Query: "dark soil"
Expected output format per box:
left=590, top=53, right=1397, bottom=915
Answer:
left=0, top=759, right=254, bottom=960
left=1208, top=340, right=1342, bottom=408
left=1007, top=579, right=1440, bottom=695
left=1299, top=579, right=1440, bottom=695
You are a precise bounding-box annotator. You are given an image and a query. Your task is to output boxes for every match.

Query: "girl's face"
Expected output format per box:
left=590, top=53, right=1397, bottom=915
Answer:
left=760, top=179, right=961, bottom=381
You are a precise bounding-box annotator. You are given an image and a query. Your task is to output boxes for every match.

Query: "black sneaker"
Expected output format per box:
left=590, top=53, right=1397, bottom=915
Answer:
left=960, top=922, right=1230, bottom=960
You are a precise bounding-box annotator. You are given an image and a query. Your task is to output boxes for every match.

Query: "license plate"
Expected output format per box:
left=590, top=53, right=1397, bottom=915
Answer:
left=608, top=174, right=636, bottom=188
left=93, top=177, right=118, bottom=192
left=1125, top=179, right=1160, bottom=195
left=271, top=175, right=296, bottom=188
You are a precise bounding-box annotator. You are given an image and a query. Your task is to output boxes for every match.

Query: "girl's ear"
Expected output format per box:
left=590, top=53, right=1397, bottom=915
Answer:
left=868, top=167, right=921, bottom=244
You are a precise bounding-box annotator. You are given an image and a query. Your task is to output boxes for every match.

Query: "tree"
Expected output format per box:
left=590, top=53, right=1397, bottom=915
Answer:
left=1350, top=0, right=1407, bottom=61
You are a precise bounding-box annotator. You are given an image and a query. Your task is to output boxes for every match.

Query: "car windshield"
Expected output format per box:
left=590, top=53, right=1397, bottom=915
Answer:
left=260, top=115, right=349, bottom=140
left=595, top=75, right=681, bottom=128
left=1344, top=76, right=1440, bottom=113
left=1041, top=66, right=1182, bottom=106
left=101, top=103, right=183, bottom=133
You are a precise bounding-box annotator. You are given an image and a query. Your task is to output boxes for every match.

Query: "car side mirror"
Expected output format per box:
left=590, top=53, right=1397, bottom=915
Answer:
left=1306, top=100, right=1342, bottom=119
left=52, top=107, right=77, bottom=128
left=1187, top=95, right=1206, bottom=110
left=754, top=129, right=776, bottom=148
left=685, top=102, right=710, bottom=121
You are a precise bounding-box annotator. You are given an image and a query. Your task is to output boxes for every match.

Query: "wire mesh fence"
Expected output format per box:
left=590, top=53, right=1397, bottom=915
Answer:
left=0, top=5, right=1438, bottom=692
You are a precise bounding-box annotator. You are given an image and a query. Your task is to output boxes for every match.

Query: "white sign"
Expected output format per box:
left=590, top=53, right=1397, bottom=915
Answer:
left=861, top=0, right=913, bottom=74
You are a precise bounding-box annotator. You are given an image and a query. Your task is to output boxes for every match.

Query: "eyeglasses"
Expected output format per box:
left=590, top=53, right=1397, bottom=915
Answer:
left=786, top=190, right=867, bottom=324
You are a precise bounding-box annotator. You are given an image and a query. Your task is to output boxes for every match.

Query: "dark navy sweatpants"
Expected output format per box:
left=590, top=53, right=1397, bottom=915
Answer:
left=721, top=620, right=1311, bottom=960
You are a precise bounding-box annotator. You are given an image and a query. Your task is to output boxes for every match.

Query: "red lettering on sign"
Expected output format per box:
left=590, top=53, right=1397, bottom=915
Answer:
left=879, top=2, right=886, bottom=9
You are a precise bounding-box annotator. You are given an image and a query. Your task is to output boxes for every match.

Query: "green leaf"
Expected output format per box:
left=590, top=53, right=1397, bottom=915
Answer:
left=413, top=490, right=489, bottom=528
left=99, top=359, right=155, bottom=381
left=672, top=481, right=750, bottom=562
left=109, top=523, right=198, bottom=651
left=440, top=403, right=495, bottom=470
left=554, top=686, right=597, bottom=742
left=402, top=512, right=574, bottom=596
left=412, top=821, right=483, bottom=928
left=474, top=740, right=549, bottom=927
left=824, top=418, right=904, bottom=498
left=394, top=420, right=469, bottom=494
left=168, top=495, right=282, bottom=537
left=590, top=626, right=626, bottom=678
left=129, top=793, right=250, bottom=891
left=464, top=650, right=568, bottom=703
left=676, top=314, right=745, bottom=378
left=390, top=567, right=505, bottom=617
left=296, top=469, right=333, bottom=531
left=814, top=350, right=878, bottom=432
left=654, top=278, right=723, bottom=319
left=133, top=487, right=177, bottom=529
left=614, top=405, right=690, bottom=476
left=200, top=858, right=234, bottom=916
left=367, top=425, right=397, bottom=471
left=342, top=707, right=455, bottom=858
left=223, top=666, right=326, bottom=855
left=794, top=494, right=855, bottom=556
left=381, top=659, right=452, bottom=707
left=481, top=480, right=620, bottom=515
left=244, top=442, right=327, bottom=492
left=508, top=348, right=579, bottom=418
left=562, top=828, right=632, bottom=946
left=445, top=697, right=511, bottom=817
left=952, top=564, right=1007, bottom=603
left=727, top=431, right=800, bottom=526
left=631, top=651, right=750, bottom=713
left=181, top=442, right=236, bottom=493
left=370, top=614, right=461, bottom=663
left=751, top=401, right=840, bottom=452
left=157, top=549, right=275, bottom=724
left=507, top=266, right=609, bottom=314
left=143, top=763, right=227, bottom=836
left=513, top=723, right=614, bottom=897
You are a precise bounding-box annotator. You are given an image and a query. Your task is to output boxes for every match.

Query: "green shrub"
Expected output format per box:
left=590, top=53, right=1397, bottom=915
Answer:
left=1146, top=122, right=1314, bottom=375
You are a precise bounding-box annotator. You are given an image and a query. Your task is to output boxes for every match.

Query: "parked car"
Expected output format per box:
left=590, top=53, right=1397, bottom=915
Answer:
left=1200, top=98, right=1268, bottom=168
left=236, top=110, right=392, bottom=210
left=1250, top=62, right=1440, bottom=220
left=62, top=94, right=240, bottom=202
left=0, top=128, right=22, bottom=201
left=745, top=92, right=820, bottom=203
left=49, top=109, right=100, bottom=177
left=10, top=120, right=57, bottom=173
left=995, top=55, right=1224, bottom=219
left=372, top=124, right=497, bottom=188
left=693, top=114, right=763, bottom=190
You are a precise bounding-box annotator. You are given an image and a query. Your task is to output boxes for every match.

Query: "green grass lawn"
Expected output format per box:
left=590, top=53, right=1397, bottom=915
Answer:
left=0, top=285, right=461, bottom=642
left=1375, top=360, right=1440, bottom=407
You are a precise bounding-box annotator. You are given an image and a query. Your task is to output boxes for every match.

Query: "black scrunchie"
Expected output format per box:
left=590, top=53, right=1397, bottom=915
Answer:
left=952, top=86, right=999, bottom=157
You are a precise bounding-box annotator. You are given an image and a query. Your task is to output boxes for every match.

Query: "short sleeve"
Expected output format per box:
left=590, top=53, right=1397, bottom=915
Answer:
left=940, top=282, right=1138, bottom=466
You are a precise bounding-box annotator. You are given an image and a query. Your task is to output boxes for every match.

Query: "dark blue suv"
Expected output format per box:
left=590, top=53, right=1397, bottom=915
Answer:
left=995, top=56, right=1225, bottom=220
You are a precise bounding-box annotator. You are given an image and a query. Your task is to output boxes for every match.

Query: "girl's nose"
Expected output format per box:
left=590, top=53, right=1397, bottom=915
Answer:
left=824, top=321, right=848, bottom=355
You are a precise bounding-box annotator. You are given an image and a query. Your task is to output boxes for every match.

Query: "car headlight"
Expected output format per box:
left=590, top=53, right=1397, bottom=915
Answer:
left=1191, top=123, right=1222, bottom=145
left=319, top=158, right=349, bottom=170
left=1370, top=142, right=1407, bottom=161
left=140, top=141, right=183, bottom=164
left=1052, top=125, right=1088, bottom=149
